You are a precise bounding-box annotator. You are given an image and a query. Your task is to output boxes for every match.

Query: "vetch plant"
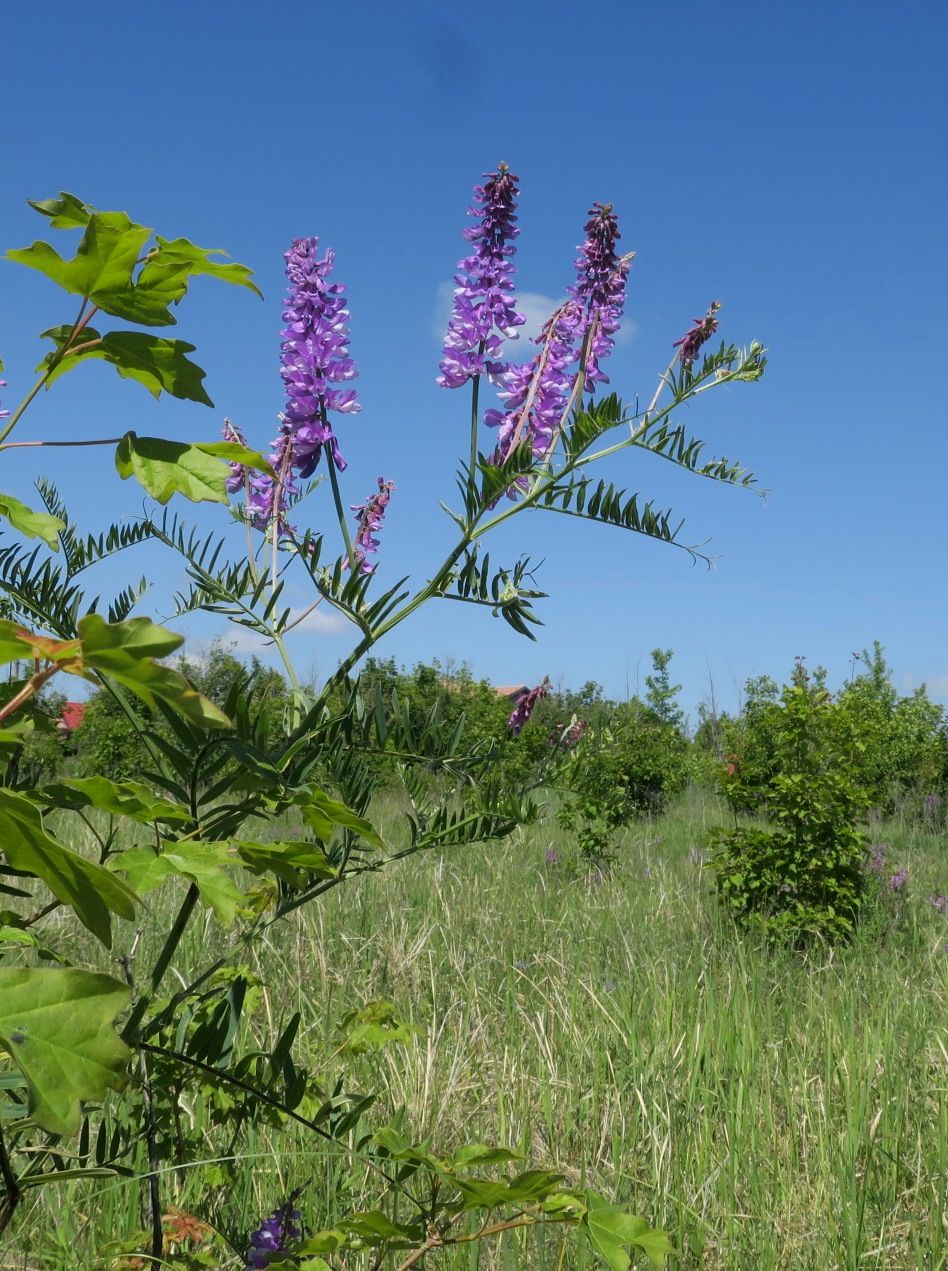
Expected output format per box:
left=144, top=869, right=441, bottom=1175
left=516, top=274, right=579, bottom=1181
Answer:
left=0, top=167, right=765, bottom=1265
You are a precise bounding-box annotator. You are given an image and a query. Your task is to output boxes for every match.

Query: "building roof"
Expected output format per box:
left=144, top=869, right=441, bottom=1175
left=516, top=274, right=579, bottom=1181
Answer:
left=59, top=701, right=86, bottom=731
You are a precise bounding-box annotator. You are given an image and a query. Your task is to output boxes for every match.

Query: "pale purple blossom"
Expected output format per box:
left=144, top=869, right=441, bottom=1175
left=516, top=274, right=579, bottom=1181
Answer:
left=438, top=163, right=525, bottom=389
left=929, top=895, right=948, bottom=915
left=280, top=237, right=360, bottom=476
left=673, top=301, right=721, bottom=367
left=0, top=379, right=9, bottom=422
left=349, top=478, right=395, bottom=574
left=508, top=677, right=550, bottom=736
left=244, top=1196, right=301, bottom=1269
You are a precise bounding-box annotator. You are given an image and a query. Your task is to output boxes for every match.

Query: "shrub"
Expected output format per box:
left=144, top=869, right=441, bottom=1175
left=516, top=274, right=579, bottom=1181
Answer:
left=709, top=681, right=870, bottom=943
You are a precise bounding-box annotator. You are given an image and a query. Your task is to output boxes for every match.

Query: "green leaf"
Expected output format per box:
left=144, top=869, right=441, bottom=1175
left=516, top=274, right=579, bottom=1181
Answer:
left=294, top=788, right=384, bottom=848
left=39, top=328, right=213, bottom=404
left=7, top=212, right=153, bottom=316
left=78, top=613, right=182, bottom=661
left=29, top=777, right=190, bottom=825
left=0, top=493, right=65, bottom=550
left=115, top=432, right=233, bottom=504
left=0, top=790, right=137, bottom=947
left=450, top=1144, right=522, bottom=1169
left=27, top=192, right=93, bottom=229
left=139, top=236, right=262, bottom=301
left=112, top=842, right=243, bottom=926
left=0, top=968, right=131, bottom=1135
left=336, top=1000, right=416, bottom=1055
left=234, top=840, right=337, bottom=886
left=583, top=1194, right=673, bottom=1269
left=77, top=614, right=231, bottom=729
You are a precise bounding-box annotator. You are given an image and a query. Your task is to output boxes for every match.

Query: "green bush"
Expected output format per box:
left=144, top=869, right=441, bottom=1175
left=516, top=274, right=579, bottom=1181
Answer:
left=709, top=681, right=870, bottom=943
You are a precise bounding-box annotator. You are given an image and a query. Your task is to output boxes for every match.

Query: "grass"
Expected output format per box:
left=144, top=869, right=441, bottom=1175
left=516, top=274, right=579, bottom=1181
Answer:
left=8, top=789, right=948, bottom=1269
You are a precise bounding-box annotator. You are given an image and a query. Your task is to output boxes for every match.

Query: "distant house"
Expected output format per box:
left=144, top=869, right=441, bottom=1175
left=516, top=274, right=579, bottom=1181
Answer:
left=58, top=701, right=86, bottom=733
left=493, top=684, right=529, bottom=703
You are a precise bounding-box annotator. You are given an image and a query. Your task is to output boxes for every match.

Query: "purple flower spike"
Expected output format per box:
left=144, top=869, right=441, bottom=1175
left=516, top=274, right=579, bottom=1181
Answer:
left=349, top=477, right=395, bottom=574
left=281, top=237, right=360, bottom=477
left=486, top=202, right=631, bottom=471
left=673, top=301, right=721, bottom=367
left=890, top=868, right=908, bottom=893
left=569, top=203, right=633, bottom=390
left=438, top=163, right=525, bottom=390
left=244, top=1196, right=302, bottom=1269
left=508, top=677, right=551, bottom=736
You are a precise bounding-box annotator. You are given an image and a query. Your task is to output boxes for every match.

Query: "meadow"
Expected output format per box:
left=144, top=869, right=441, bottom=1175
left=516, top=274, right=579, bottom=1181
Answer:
left=13, top=789, right=948, bottom=1270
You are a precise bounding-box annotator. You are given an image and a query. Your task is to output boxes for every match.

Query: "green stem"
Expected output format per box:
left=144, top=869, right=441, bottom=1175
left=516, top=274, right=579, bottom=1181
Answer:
left=122, top=883, right=200, bottom=1043
left=0, top=301, right=97, bottom=446
left=327, top=456, right=355, bottom=568
left=467, top=343, right=485, bottom=485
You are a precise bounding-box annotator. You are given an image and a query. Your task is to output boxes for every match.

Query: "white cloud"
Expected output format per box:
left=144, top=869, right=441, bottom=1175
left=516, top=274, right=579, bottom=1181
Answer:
left=433, top=282, right=637, bottom=354
left=226, top=605, right=349, bottom=655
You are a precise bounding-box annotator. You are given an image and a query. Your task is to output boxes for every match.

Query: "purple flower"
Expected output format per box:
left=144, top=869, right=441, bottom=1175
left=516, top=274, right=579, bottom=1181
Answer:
left=486, top=203, right=631, bottom=469
left=508, top=677, right=550, bottom=736
left=568, top=202, right=633, bottom=390
left=280, top=237, right=360, bottom=477
left=673, top=301, right=721, bottom=367
left=928, top=895, right=948, bottom=915
left=867, top=842, right=887, bottom=878
left=545, top=848, right=559, bottom=865
left=245, top=1196, right=301, bottom=1269
left=924, top=793, right=942, bottom=812
left=0, top=379, right=9, bottom=422
left=349, top=477, right=395, bottom=574
left=438, top=163, right=525, bottom=389
left=890, top=868, right=908, bottom=893
left=223, top=418, right=250, bottom=495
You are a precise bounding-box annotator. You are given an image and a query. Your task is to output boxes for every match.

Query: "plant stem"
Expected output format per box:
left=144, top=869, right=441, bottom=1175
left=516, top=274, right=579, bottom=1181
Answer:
left=327, top=454, right=355, bottom=568
left=0, top=302, right=98, bottom=446
left=0, top=1119, right=21, bottom=1239
left=123, top=884, right=200, bottom=1043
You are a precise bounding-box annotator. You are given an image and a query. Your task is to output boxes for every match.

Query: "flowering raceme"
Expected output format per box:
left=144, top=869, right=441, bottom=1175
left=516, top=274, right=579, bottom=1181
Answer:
left=508, top=677, right=551, bottom=736
left=281, top=236, right=360, bottom=476
left=226, top=239, right=360, bottom=532
left=244, top=1196, right=301, bottom=1269
left=673, top=301, right=721, bottom=367
left=438, top=163, right=525, bottom=389
left=349, top=477, right=395, bottom=574
left=486, top=203, right=632, bottom=466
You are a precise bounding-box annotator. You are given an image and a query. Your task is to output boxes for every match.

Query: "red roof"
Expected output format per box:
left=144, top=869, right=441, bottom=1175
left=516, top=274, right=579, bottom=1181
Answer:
left=59, top=702, right=86, bottom=731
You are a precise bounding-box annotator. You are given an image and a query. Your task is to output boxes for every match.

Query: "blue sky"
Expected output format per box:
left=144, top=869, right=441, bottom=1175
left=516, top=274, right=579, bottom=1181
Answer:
left=2, top=0, right=947, bottom=718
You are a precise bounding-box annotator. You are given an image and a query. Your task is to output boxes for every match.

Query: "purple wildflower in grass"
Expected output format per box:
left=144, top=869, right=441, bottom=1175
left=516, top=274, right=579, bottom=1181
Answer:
left=244, top=1196, right=301, bottom=1269
left=507, top=677, right=551, bottom=736
left=349, top=477, right=395, bottom=574
left=0, top=379, right=9, bottom=422
left=280, top=237, right=360, bottom=477
left=545, top=847, right=559, bottom=865
left=929, top=895, right=948, bottom=915
left=867, top=842, right=887, bottom=878
left=890, top=868, right=908, bottom=893
left=673, top=300, right=721, bottom=367
left=438, top=163, right=525, bottom=389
